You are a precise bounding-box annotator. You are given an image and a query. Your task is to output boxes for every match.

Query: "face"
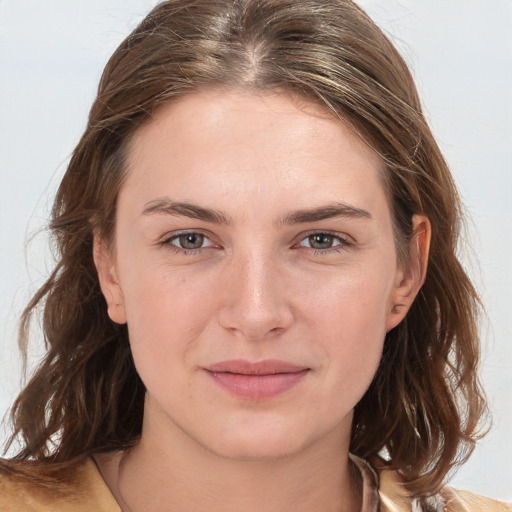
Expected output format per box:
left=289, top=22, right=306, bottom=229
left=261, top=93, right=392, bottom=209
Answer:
left=95, top=90, right=426, bottom=461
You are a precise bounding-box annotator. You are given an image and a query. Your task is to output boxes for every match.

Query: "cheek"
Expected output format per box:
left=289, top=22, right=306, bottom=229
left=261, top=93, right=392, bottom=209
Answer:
left=119, top=263, right=218, bottom=379
left=301, top=264, right=393, bottom=397
left=302, top=261, right=394, bottom=337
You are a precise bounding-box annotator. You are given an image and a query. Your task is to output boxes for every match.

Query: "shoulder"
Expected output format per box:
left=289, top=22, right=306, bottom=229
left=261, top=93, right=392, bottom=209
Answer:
left=375, top=461, right=512, bottom=512
left=441, top=487, right=512, bottom=512
left=0, top=458, right=120, bottom=512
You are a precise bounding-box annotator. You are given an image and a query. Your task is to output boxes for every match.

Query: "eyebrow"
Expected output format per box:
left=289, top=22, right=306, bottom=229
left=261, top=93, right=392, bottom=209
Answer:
left=279, top=203, right=372, bottom=225
left=142, top=198, right=232, bottom=224
left=141, top=198, right=371, bottom=225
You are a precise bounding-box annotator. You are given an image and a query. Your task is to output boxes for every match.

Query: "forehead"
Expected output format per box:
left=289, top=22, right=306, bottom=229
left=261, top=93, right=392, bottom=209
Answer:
left=122, top=89, right=387, bottom=219
left=131, top=89, right=380, bottom=162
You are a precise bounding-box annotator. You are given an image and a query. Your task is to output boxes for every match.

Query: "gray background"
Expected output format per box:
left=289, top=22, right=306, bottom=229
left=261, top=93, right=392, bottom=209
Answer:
left=0, top=0, right=510, bottom=501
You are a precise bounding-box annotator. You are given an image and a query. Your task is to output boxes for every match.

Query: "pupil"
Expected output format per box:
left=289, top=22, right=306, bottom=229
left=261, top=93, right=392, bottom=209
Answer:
left=180, top=233, right=203, bottom=249
left=310, top=234, right=332, bottom=249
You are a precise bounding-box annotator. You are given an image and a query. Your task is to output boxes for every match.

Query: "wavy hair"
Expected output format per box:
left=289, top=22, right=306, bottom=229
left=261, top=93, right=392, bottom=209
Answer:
left=3, top=0, right=486, bottom=497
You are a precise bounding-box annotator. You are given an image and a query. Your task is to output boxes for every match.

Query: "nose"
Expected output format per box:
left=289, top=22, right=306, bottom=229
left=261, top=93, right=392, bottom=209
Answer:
left=217, top=250, right=294, bottom=341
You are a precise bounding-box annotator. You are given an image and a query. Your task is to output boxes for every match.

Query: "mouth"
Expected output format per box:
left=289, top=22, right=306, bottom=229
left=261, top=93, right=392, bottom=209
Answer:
left=204, top=359, right=310, bottom=400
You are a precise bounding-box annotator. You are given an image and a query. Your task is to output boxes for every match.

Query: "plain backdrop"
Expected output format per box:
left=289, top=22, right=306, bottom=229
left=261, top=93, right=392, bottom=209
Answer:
left=0, top=0, right=511, bottom=501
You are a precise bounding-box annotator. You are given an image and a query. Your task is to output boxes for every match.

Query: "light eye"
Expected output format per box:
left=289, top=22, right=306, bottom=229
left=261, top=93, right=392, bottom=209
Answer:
left=169, top=232, right=213, bottom=250
left=299, top=233, right=343, bottom=250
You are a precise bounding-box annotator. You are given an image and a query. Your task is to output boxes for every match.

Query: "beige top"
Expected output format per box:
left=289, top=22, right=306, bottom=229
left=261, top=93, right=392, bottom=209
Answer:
left=0, top=456, right=510, bottom=512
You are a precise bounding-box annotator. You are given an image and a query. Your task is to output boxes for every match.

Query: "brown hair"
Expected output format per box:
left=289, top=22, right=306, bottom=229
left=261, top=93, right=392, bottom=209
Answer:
left=4, top=0, right=486, bottom=497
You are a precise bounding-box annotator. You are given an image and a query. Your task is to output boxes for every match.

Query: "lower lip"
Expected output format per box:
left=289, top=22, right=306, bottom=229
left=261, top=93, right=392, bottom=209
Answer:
left=206, top=370, right=309, bottom=400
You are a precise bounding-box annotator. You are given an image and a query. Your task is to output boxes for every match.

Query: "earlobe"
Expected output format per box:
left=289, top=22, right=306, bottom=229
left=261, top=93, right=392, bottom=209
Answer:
left=93, top=236, right=127, bottom=325
left=385, top=215, right=431, bottom=332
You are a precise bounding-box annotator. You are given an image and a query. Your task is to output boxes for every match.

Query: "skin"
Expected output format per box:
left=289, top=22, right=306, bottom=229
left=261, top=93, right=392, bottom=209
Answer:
left=94, top=90, right=430, bottom=512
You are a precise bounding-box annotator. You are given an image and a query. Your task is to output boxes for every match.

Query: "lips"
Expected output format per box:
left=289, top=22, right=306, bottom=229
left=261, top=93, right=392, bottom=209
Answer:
left=204, top=359, right=310, bottom=400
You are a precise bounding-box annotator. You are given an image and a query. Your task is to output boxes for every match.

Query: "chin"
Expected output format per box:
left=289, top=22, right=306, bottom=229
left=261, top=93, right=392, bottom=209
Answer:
left=212, top=435, right=304, bottom=462
left=198, top=415, right=323, bottom=462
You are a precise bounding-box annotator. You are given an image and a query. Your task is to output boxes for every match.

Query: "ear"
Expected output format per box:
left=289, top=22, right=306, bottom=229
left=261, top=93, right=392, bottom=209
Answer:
left=385, top=215, right=431, bottom=332
left=93, top=236, right=127, bottom=324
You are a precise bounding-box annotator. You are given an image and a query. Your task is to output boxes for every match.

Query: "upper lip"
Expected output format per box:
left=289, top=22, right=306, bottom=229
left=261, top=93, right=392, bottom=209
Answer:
left=205, top=359, right=309, bottom=375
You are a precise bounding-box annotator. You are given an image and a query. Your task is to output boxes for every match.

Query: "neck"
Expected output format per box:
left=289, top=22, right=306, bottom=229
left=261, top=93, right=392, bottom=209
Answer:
left=98, top=403, right=362, bottom=512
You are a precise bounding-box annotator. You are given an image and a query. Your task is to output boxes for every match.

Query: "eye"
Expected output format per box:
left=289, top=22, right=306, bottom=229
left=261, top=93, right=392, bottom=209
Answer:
left=299, top=233, right=342, bottom=250
left=305, top=234, right=339, bottom=250
left=167, top=232, right=214, bottom=250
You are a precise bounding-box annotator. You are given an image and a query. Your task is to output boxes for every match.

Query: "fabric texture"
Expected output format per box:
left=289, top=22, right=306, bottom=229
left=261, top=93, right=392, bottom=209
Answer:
left=0, top=458, right=120, bottom=512
left=0, top=456, right=510, bottom=511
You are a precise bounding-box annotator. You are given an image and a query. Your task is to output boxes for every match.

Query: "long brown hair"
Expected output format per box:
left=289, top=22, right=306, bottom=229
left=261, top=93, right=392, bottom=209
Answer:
left=4, top=0, right=486, bottom=497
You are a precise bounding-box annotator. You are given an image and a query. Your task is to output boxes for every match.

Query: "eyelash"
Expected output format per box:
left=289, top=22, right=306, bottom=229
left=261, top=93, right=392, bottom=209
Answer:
left=160, top=230, right=215, bottom=255
left=294, top=230, right=353, bottom=255
left=160, top=230, right=353, bottom=255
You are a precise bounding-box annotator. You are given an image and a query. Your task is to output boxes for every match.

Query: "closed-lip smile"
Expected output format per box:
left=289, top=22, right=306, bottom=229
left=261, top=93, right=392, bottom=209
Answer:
left=204, top=359, right=310, bottom=400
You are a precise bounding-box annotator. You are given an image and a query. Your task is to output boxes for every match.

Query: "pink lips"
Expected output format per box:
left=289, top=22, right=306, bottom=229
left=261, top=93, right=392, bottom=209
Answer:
left=205, top=359, right=309, bottom=400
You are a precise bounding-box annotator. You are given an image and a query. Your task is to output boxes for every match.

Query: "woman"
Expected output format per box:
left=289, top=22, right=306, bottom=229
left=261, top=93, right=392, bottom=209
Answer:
left=0, top=0, right=509, bottom=510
